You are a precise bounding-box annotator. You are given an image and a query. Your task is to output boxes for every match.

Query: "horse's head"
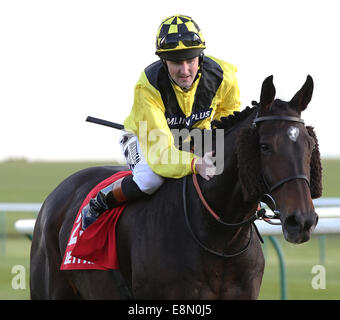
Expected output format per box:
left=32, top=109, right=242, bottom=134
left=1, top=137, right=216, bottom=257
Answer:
left=236, top=75, right=322, bottom=243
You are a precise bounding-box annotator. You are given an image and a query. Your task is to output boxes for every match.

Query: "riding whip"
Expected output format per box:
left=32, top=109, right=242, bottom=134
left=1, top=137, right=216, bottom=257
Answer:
left=86, top=116, right=124, bottom=130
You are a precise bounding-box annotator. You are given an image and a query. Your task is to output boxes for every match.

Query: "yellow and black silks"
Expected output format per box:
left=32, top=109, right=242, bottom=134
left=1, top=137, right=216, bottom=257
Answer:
left=123, top=56, right=240, bottom=179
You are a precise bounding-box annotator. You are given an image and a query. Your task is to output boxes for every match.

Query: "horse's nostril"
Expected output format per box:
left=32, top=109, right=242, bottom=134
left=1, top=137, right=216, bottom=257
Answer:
left=304, top=213, right=318, bottom=231
left=304, top=216, right=315, bottom=230
left=284, top=214, right=302, bottom=233
left=284, top=212, right=318, bottom=233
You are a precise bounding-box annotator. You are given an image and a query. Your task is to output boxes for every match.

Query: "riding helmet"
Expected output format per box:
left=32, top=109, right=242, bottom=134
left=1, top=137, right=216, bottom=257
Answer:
left=155, top=14, right=206, bottom=61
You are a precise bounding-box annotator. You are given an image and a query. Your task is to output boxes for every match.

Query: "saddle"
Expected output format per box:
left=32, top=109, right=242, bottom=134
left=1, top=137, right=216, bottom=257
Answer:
left=60, top=171, right=131, bottom=270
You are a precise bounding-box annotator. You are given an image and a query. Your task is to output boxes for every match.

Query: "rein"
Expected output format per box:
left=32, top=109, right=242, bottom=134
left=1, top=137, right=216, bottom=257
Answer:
left=183, top=175, right=255, bottom=258
left=192, top=174, right=260, bottom=227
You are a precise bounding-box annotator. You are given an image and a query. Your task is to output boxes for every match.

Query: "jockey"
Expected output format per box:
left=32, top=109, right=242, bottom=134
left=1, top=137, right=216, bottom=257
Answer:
left=82, top=14, right=241, bottom=230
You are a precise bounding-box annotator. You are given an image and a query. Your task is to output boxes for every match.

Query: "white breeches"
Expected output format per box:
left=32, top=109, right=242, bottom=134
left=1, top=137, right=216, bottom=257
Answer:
left=119, top=131, right=164, bottom=195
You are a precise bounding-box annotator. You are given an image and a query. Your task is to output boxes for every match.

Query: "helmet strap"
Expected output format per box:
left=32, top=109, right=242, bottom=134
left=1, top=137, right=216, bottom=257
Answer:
left=199, top=52, right=205, bottom=66
left=161, top=58, right=168, bottom=71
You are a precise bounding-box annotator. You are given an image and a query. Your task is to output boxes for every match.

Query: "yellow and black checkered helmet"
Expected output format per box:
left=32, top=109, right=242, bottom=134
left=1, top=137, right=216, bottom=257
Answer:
left=156, top=14, right=206, bottom=61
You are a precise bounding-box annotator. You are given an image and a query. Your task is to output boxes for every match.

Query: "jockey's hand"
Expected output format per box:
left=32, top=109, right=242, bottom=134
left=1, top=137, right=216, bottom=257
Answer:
left=195, top=151, right=216, bottom=181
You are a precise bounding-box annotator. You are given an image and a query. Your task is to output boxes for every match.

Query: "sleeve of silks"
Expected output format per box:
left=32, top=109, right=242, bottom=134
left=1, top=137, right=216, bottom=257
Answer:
left=212, top=61, right=241, bottom=121
left=123, top=73, right=196, bottom=179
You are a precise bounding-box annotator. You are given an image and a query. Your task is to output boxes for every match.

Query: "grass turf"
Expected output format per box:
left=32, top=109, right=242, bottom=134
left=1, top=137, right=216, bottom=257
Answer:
left=0, top=158, right=339, bottom=299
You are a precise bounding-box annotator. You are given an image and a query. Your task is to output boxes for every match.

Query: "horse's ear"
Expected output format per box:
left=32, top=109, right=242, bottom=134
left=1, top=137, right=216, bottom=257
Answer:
left=306, top=126, right=322, bottom=198
left=236, top=127, right=266, bottom=201
left=290, top=75, right=314, bottom=112
left=260, top=75, right=276, bottom=111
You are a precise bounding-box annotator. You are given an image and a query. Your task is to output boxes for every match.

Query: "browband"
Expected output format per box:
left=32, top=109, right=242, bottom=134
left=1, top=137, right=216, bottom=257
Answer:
left=254, top=115, right=304, bottom=124
left=253, top=115, right=304, bottom=128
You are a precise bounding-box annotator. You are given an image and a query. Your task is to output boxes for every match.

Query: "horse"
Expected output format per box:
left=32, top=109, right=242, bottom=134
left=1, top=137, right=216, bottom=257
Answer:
left=30, top=75, right=322, bottom=299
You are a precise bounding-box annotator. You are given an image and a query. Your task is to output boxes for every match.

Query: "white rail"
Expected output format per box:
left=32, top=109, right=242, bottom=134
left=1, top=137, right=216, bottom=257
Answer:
left=2, top=200, right=338, bottom=236
left=14, top=216, right=340, bottom=236
left=14, top=219, right=36, bottom=234
left=0, top=202, right=41, bottom=212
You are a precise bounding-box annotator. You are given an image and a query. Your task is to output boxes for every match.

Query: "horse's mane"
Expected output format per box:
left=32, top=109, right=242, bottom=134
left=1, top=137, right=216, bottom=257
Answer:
left=211, top=105, right=255, bottom=131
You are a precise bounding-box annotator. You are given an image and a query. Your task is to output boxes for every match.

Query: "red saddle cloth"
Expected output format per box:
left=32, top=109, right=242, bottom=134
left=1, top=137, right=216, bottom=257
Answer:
left=60, top=170, right=131, bottom=270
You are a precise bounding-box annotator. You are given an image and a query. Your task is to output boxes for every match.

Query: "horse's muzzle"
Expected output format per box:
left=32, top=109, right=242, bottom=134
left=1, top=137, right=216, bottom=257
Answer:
left=282, top=211, right=319, bottom=244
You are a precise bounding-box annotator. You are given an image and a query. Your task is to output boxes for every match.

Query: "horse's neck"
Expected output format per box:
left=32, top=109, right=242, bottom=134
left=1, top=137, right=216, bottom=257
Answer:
left=198, top=116, right=257, bottom=223
left=199, top=155, right=251, bottom=223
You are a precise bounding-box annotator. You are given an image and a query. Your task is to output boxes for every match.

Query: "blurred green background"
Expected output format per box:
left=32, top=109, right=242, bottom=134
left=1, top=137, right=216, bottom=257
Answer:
left=0, top=159, right=339, bottom=299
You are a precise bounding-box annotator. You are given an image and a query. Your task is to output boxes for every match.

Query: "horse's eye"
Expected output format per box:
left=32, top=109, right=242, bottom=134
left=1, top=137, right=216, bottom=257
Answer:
left=260, top=144, right=271, bottom=153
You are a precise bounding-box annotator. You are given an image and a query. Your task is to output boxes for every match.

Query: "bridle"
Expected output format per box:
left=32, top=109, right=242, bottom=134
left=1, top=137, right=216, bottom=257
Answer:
left=252, top=112, right=310, bottom=224
left=183, top=108, right=312, bottom=258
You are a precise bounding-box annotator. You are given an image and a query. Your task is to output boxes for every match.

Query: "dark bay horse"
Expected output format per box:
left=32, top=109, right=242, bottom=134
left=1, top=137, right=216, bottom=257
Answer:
left=30, top=75, right=322, bottom=299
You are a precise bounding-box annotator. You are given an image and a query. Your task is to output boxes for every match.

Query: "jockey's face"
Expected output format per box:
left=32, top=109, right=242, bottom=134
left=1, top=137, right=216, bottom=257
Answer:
left=166, top=57, right=199, bottom=90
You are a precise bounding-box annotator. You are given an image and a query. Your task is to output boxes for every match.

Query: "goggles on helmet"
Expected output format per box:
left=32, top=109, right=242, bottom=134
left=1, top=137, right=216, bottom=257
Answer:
left=158, top=32, right=203, bottom=51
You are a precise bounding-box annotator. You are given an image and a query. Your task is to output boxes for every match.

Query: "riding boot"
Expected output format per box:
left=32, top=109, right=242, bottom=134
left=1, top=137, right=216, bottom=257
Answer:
left=81, top=175, right=147, bottom=230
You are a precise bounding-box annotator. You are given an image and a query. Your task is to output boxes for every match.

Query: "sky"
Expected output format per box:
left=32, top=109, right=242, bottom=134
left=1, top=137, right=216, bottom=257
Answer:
left=1, top=0, right=340, bottom=162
